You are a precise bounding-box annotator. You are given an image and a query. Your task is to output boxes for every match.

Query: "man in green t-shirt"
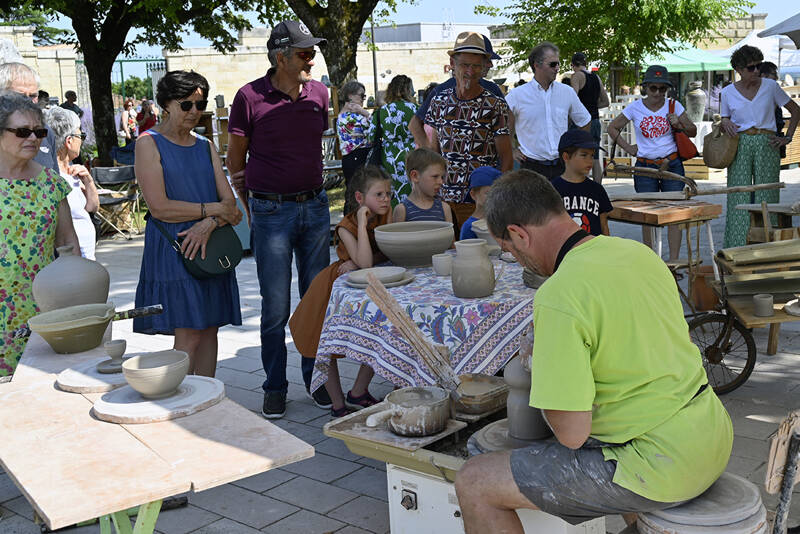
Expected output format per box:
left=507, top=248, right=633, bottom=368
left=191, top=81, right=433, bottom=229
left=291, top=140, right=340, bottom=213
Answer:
left=454, top=170, right=732, bottom=533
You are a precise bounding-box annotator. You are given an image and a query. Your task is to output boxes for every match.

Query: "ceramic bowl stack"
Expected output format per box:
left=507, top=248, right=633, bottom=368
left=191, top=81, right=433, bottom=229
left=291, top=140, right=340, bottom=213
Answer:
left=374, top=221, right=453, bottom=267
left=346, top=266, right=412, bottom=288
left=522, top=268, right=549, bottom=289
left=470, top=219, right=499, bottom=247
left=28, top=302, right=115, bottom=354
left=122, top=350, right=190, bottom=399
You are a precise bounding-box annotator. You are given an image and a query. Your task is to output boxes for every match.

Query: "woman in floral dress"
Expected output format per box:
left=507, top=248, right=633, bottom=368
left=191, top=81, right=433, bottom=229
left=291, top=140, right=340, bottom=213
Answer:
left=0, top=94, right=80, bottom=375
left=369, top=75, right=417, bottom=205
left=336, top=80, right=371, bottom=214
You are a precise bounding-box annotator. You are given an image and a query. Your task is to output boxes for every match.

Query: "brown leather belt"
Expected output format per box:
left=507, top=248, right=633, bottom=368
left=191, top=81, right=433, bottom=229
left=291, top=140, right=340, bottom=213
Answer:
left=249, top=186, right=324, bottom=203
left=740, top=127, right=775, bottom=136
left=637, top=152, right=678, bottom=165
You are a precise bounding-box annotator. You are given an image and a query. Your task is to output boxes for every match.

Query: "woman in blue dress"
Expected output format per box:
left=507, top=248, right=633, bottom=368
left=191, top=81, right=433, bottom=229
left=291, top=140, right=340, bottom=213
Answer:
left=134, top=71, right=243, bottom=376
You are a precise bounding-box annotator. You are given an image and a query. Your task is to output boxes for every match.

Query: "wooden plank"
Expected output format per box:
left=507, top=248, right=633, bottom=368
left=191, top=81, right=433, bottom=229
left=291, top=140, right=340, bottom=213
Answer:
left=608, top=200, right=722, bottom=226
left=12, top=329, right=112, bottom=386
left=0, top=382, right=188, bottom=530
left=716, top=255, right=800, bottom=274
left=120, top=399, right=314, bottom=492
left=726, top=297, right=800, bottom=329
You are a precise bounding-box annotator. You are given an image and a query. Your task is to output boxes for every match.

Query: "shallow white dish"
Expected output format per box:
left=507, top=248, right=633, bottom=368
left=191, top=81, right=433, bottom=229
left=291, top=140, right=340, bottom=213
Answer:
left=347, top=266, right=406, bottom=285
left=345, top=272, right=415, bottom=289
left=784, top=298, right=800, bottom=317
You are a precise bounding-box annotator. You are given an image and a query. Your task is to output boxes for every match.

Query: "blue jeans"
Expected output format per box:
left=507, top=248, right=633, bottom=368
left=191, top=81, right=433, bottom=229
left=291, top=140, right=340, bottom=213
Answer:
left=634, top=157, right=685, bottom=193
left=249, top=191, right=331, bottom=393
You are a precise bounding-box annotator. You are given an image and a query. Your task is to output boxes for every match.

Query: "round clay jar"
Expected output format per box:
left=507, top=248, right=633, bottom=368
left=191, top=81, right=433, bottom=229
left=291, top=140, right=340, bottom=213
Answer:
left=33, top=245, right=110, bottom=312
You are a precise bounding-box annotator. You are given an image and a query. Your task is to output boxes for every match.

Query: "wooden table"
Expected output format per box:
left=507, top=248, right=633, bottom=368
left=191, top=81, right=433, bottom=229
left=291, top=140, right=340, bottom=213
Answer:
left=608, top=200, right=723, bottom=311
left=715, top=255, right=800, bottom=355
left=0, top=332, right=314, bottom=533
left=735, top=203, right=800, bottom=243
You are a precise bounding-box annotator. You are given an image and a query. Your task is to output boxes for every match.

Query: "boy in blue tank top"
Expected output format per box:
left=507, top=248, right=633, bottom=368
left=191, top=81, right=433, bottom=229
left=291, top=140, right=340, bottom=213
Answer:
left=392, top=148, right=454, bottom=224
left=551, top=129, right=612, bottom=236
left=460, top=166, right=502, bottom=240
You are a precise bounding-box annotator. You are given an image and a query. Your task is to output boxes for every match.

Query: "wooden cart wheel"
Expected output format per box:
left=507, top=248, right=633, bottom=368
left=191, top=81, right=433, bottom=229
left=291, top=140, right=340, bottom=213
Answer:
left=688, top=313, right=756, bottom=394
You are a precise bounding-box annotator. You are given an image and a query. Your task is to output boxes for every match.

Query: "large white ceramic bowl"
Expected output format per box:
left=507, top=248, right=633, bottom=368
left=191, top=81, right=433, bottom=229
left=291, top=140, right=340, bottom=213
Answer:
left=347, top=266, right=406, bottom=285
left=28, top=302, right=115, bottom=354
left=471, top=219, right=499, bottom=247
left=122, top=350, right=190, bottom=399
left=374, top=221, right=454, bottom=267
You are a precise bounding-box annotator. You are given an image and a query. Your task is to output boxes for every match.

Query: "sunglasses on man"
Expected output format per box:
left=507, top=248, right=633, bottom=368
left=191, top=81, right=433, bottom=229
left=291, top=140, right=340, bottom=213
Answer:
left=744, top=62, right=763, bottom=72
left=541, top=61, right=559, bottom=68
left=5, top=127, right=48, bottom=139
left=296, top=50, right=316, bottom=62
left=177, top=100, right=208, bottom=112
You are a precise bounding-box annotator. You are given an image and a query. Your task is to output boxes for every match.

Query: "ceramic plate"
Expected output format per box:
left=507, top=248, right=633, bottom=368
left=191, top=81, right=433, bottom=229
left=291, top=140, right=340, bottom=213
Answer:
left=347, top=266, right=406, bottom=285
left=784, top=298, right=800, bottom=317
left=345, top=272, right=415, bottom=289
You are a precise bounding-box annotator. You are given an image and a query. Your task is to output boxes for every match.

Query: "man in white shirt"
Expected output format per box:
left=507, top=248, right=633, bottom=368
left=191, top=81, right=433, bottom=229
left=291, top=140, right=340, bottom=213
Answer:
left=506, top=42, right=591, bottom=179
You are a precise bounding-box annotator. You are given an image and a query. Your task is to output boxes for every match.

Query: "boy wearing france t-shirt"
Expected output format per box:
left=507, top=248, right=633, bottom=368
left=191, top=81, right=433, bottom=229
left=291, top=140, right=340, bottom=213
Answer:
left=551, top=129, right=612, bottom=236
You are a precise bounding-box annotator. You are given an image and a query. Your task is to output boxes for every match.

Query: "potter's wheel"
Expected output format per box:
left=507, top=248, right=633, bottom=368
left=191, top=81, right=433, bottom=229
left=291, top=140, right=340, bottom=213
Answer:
left=56, top=357, right=129, bottom=393
left=92, top=376, right=225, bottom=424
left=467, top=418, right=539, bottom=455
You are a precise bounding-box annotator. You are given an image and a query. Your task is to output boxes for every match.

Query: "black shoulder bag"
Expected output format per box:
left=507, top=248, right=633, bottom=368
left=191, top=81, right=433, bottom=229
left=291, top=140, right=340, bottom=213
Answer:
left=149, top=139, right=243, bottom=279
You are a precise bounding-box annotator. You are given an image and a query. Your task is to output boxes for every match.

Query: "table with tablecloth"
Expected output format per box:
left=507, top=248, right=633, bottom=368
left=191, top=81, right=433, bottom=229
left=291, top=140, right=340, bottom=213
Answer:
left=310, top=256, right=534, bottom=392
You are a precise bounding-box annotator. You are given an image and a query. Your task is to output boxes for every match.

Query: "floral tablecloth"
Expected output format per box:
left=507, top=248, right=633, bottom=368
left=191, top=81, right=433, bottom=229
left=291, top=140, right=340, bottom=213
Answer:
left=310, top=256, right=534, bottom=392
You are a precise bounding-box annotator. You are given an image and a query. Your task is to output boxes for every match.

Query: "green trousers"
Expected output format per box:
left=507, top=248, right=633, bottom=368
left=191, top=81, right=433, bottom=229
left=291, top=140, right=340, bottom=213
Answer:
left=723, top=133, right=780, bottom=248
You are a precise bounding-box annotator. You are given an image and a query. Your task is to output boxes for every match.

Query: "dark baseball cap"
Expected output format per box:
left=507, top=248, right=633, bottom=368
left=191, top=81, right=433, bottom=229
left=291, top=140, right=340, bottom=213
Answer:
left=268, top=20, right=326, bottom=51
left=571, top=52, right=587, bottom=66
left=483, top=36, right=501, bottom=61
left=558, top=129, right=603, bottom=153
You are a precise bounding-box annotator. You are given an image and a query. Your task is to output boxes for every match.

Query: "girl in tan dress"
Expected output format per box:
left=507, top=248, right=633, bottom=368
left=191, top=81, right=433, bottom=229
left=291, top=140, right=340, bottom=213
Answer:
left=290, top=166, right=392, bottom=417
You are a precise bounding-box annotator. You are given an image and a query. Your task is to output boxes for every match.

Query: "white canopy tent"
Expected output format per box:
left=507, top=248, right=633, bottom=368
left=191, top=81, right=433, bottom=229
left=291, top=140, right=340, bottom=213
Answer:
left=759, top=11, right=800, bottom=49
left=710, top=30, right=800, bottom=75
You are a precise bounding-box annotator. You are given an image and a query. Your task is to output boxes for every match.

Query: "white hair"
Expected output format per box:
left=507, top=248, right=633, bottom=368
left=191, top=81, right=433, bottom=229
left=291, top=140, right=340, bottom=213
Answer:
left=45, top=106, right=81, bottom=150
left=0, top=62, right=40, bottom=91
left=268, top=46, right=291, bottom=67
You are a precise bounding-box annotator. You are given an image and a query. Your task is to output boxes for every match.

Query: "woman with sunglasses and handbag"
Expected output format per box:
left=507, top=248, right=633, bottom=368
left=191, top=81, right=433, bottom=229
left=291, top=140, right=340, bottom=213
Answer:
left=719, top=45, right=800, bottom=248
left=134, top=70, right=243, bottom=377
left=0, top=93, right=80, bottom=376
left=607, top=65, right=697, bottom=261
left=47, top=106, right=98, bottom=260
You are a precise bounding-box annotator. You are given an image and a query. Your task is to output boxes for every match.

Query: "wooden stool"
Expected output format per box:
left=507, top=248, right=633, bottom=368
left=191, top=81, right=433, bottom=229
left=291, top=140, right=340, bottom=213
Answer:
left=636, top=472, right=766, bottom=533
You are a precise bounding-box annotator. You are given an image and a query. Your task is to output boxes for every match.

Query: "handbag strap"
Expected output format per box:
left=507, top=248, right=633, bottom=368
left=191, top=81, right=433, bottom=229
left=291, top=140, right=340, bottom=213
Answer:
left=373, top=106, right=383, bottom=141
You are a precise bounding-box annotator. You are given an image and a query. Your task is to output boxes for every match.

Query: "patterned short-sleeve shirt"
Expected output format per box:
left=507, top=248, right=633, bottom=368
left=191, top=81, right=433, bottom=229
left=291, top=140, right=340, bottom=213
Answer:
left=424, top=87, right=509, bottom=203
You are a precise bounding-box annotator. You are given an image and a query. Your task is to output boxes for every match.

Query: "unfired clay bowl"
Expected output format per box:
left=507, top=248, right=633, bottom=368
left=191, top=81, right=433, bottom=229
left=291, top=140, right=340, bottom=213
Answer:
left=374, top=221, right=453, bottom=267
left=28, top=302, right=115, bottom=354
left=122, top=350, right=190, bottom=399
left=471, top=219, right=499, bottom=247
left=347, top=266, right=406, bottom=285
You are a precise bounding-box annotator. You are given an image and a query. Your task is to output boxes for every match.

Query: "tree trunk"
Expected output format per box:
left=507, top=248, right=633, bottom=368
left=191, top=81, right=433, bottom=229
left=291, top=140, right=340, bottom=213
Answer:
left=83, top=56, right=118, bottom=167
left=321, top=33, right=361, bottom=88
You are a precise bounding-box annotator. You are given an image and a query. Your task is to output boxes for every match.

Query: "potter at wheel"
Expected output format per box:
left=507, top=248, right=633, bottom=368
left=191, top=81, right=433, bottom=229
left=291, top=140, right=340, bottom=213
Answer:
left=92, top=376, right=225, bottom=424
left=56, top=357, right=129, bottom=393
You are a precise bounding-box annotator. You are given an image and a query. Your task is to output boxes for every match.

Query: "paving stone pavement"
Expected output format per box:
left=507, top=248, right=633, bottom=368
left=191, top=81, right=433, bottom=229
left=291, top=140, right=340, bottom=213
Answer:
left=2, top=170, right=800, bottom=533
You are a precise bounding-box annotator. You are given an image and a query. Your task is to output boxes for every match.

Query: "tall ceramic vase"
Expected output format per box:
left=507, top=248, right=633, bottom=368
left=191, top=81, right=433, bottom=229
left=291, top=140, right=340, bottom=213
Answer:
left=451, top=239, right=495, bottom=298
left=504, top=354, right=552, bottom=441
left=32, top=245, right=110, bottom=312
left=685, top=81, right=706, bottom=123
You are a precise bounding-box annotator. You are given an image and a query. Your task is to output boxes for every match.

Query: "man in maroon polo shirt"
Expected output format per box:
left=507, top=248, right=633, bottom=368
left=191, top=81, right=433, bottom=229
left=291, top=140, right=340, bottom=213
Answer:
left=227, top=20, right=333, bottom=419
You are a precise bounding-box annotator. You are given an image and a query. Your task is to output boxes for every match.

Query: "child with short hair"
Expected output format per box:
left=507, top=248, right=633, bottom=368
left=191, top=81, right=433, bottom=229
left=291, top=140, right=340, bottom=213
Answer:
left=551, top=129, right=612, bottom=236
left=289, top=165, right=392, bottom=417
left=392, top=148, right=453, bottom=223
left=459, top=166, right=502, bottom=240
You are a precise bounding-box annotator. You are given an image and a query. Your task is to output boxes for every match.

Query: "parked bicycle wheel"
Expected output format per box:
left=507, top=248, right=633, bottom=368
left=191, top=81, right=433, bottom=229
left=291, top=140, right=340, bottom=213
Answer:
left=688, top=313, right=756, bottom=394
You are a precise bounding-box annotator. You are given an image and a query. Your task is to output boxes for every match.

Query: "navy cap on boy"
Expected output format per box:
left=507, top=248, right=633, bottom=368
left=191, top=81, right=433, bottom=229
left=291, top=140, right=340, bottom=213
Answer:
left=469, top=166, right=502, bottom=200
left=558, top=129, right=604, bottom=154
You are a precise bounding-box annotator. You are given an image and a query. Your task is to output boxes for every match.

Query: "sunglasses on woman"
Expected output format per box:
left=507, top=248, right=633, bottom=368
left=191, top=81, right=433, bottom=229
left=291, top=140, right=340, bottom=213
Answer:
left=648, top=85, right=669, bottom=94
left=296, top=50, right=316, bottom=62
left=744, top=62, right=763, bottom=72
left=177, top=100, right=208, bottom=112
left=5, top=127, right=48, bottom=139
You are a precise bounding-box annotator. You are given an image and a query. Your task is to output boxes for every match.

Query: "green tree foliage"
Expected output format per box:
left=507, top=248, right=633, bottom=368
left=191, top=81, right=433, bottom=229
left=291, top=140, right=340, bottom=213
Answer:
left=7, top=0, right=287, bottom=165
left=481, top=0, right=752, bottom=81
left=0, top=5, right=68, bottom=46
left=112, top=75, right=153, bottom=100
left=284, top=0, right=415, bottom=88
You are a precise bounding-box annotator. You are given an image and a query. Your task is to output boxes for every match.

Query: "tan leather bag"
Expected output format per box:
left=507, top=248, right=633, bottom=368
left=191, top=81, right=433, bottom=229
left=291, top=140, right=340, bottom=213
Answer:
left=703, top=114, right=739, bottom=169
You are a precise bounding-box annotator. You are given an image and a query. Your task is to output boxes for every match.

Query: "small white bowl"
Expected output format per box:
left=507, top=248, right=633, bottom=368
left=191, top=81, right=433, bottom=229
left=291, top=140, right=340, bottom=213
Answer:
left=122, top=350, right=189, bottom=399
left=347, top=266, right=406, bottom=285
